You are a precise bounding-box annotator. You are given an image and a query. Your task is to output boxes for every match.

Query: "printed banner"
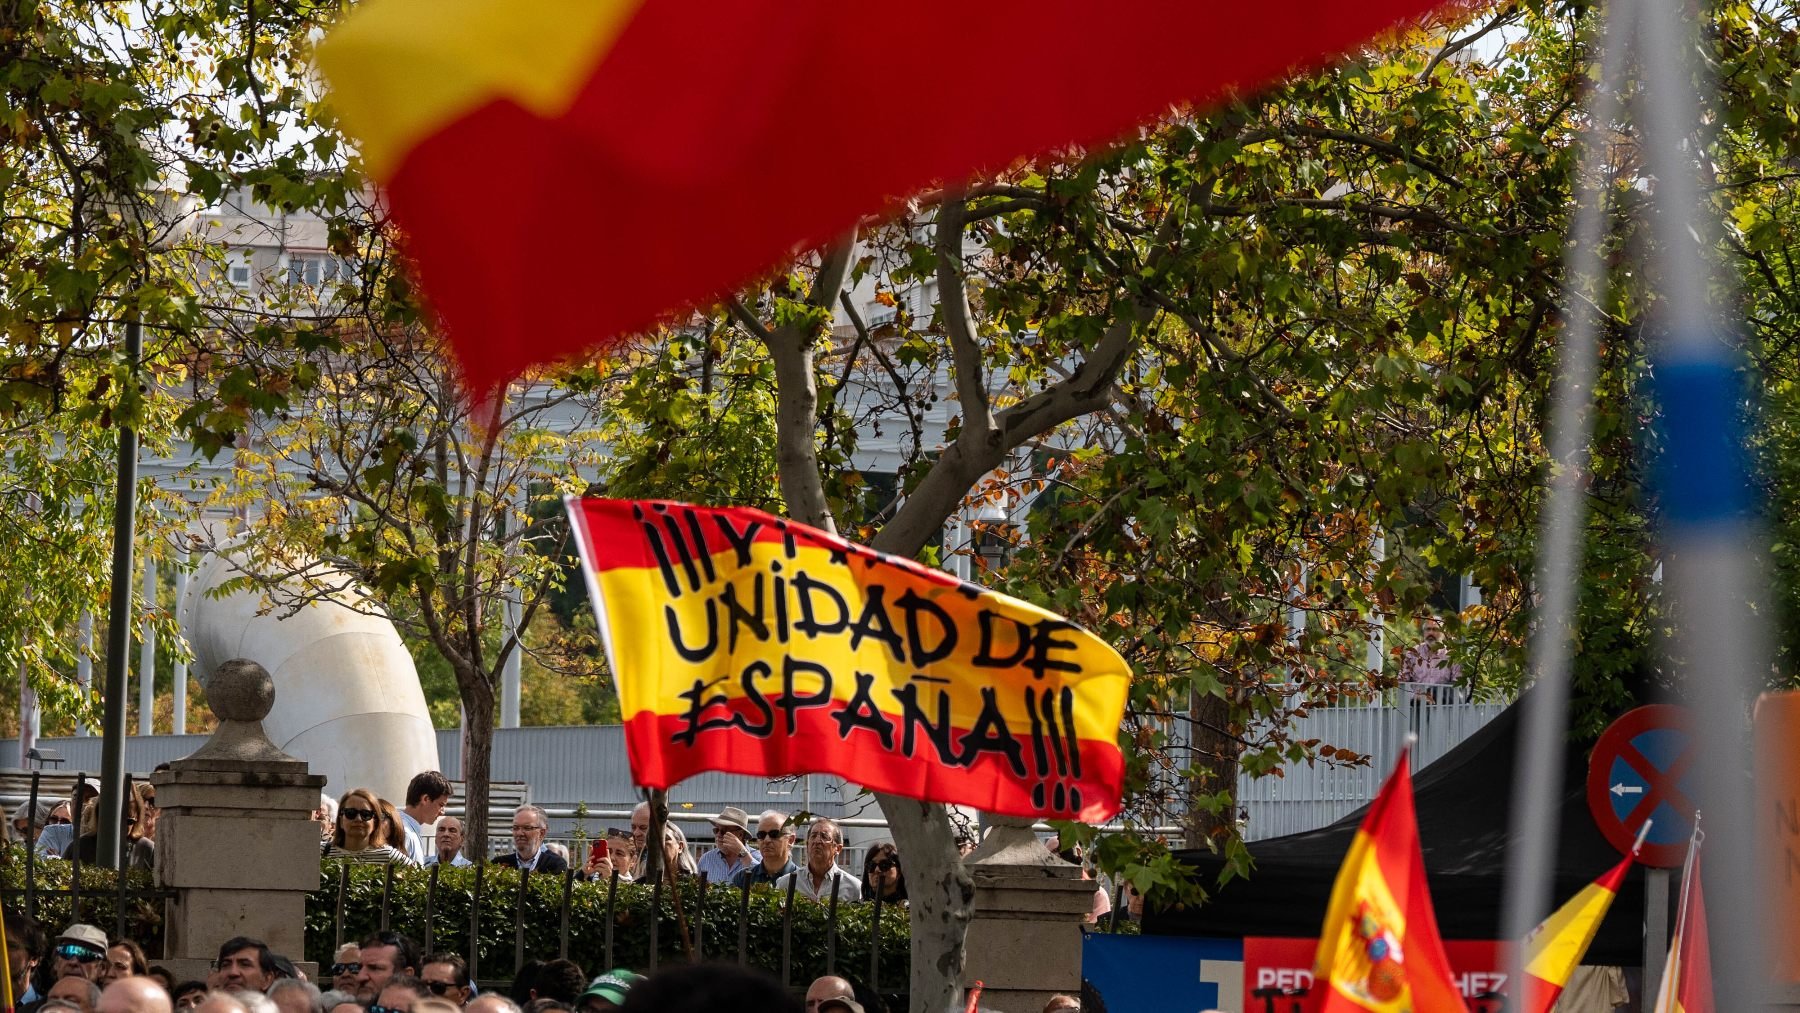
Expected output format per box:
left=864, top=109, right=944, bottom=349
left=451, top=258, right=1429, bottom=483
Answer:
left=566, top=498, right=1130, bottom=820
left=1247, top=938, right=1508, bottom=1012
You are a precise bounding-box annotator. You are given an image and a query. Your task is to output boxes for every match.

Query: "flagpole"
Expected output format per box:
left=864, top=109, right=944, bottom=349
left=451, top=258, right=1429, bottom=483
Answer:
left=1635, top=0, right=1772, bottom=1006
left=1652, top=817, right=1703, bottom=1011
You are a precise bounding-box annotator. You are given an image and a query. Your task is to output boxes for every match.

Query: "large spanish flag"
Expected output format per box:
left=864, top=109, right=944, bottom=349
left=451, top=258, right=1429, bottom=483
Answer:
left=1519, top=855, right=1635, bottom=1013
left=565, top=498, right=1131, bottom=820
left=1313, top=749, right=1462, bottom=1012
left=316, top=0, right=1457, bottom=394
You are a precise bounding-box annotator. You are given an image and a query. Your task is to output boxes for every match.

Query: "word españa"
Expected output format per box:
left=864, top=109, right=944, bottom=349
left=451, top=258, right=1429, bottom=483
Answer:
left=674, top=659, right=1090, bottom=814
left=633, top=503, right=1096, bottom=813
left=634, top=502, right=1087, bottom=682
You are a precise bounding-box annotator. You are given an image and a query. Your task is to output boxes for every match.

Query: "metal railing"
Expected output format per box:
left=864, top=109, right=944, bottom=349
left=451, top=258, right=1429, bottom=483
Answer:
left=2, top=771, right=173, bottom=947
left=314, top=860, right=909, bottom=1002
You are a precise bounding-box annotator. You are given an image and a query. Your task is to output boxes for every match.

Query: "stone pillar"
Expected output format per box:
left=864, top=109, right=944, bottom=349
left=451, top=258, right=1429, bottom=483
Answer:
left=153, top=658, right=327, bottom=979
left=960, top=821, right=1100, bottom=1012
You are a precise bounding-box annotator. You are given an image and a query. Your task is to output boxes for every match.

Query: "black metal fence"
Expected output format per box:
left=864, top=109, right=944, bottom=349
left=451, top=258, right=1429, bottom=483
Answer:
left=310, top=861, right=910, bottom=1004
left=1, top=771, right=172, bottom=947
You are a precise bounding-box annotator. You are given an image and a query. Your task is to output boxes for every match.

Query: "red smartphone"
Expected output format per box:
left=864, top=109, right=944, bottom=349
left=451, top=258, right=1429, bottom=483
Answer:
left=590, top=839, right=608, bottom=862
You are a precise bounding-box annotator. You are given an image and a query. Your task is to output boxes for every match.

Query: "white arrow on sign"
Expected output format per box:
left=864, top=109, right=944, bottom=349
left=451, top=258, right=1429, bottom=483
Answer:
left=1611, top=783, right=1644, bottom=797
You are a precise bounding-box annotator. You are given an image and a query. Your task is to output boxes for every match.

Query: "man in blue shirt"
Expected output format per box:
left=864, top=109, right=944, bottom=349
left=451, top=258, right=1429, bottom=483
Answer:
left=424, top=816, right=473, bottom=868
left=695, top=806, right=753, bottom=885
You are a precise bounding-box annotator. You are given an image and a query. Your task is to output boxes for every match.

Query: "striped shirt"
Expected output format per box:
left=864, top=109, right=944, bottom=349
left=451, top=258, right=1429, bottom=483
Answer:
left=325, top=845, right=416, bottom=866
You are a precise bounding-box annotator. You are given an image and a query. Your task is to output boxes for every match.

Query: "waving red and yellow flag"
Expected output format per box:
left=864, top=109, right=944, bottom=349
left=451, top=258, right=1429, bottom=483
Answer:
left=565, top=498, right=1130, bottom=820
left=316, top=0, right=1457, bottom=394
left=1520, top=854, right=1635, bottom=1013
left=1314, top=749, right=1462, bottom=1012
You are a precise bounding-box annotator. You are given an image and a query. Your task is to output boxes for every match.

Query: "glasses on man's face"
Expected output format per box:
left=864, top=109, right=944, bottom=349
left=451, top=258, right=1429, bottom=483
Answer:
left=807, top=833, right=838, bottom=846
left=369, top=1004, right=406, bottom=1013
left=754, top=829, right=789, bottom=841
left=329, top=962, right=361, bottom=976
left=341, top=808, right=377, bottom=822
left=424, top=981, right=458, bottom=996
left=512, top=824, right=545, bottom=835
left=54, top=943, right=103, bottom=963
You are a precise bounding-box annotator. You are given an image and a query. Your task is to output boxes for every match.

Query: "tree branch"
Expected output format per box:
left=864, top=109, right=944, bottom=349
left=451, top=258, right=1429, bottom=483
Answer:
left=936, top=190, right=994, bottom=446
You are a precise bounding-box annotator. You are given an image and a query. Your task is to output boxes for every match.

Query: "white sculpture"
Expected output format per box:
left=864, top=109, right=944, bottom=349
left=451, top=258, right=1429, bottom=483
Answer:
left=178, top=549, right=440, bottom=803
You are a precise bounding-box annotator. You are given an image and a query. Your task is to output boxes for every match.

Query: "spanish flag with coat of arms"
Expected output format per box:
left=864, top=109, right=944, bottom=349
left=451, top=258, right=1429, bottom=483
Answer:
left=1314, top=748, right=1463, bottom=1012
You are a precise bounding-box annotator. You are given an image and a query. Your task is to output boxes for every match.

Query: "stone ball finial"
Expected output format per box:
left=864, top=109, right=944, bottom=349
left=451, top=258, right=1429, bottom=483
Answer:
left=208, top=658, right=276, bottom=723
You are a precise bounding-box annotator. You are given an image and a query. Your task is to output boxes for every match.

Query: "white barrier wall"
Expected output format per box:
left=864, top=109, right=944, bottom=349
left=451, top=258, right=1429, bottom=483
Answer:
left=177, top=550, right=440, bottom=803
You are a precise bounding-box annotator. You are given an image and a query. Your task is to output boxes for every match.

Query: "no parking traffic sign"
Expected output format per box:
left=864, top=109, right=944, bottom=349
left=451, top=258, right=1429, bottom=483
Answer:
left=1586, top=704, right=1698, bottom=868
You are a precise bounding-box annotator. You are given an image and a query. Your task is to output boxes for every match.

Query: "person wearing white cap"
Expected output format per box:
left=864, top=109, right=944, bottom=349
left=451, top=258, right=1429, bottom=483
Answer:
left=694, top=807, right=754, bottom=886
left=52, top=925, right=110, bottom=982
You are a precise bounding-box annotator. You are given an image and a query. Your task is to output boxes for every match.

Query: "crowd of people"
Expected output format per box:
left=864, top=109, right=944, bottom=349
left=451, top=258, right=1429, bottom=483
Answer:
left=301, top=774, right=927, bottom=910
left=0, top=912, right=1090, bottom=1013
left=0, top=770, right=1114, bottom=1011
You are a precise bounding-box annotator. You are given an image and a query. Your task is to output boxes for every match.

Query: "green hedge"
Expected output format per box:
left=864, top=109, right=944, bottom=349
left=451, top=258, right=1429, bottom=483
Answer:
left=0, top=845, right=165, bottom=949
left=307, top=862, right=909, bottom=992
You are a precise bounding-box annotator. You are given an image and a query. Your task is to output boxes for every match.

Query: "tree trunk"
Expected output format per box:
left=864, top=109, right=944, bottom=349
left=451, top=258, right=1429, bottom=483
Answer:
left=1183, top=688, right=1241, bottom=848
left=876, top=793, right=975, bottom=1010
left=459, top=673, right=497, bottom=861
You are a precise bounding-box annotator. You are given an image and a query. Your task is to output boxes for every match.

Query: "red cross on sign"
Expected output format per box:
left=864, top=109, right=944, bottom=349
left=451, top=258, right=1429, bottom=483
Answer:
left=1586, top=704, right=1699, bottom=868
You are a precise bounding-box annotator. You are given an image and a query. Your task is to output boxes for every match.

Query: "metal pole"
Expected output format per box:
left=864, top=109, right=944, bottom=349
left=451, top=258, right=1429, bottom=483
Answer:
left=1643, top=867, right=1670, bottom=991
left=74, top=612, right=93, bottom=737
left=97, top=319, right=141, bottom=871
left=171, top=547, right=188, bottom=735
left=137, top=556, right=156, bottom=735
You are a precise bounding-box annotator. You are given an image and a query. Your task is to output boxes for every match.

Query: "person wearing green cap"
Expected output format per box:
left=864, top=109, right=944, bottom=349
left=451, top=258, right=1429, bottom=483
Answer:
left=575, top=970, right=640, bottom=1013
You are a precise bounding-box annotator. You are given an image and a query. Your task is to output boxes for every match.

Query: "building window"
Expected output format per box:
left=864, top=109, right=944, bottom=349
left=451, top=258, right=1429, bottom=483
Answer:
left=226, top=250, right=253, bottom=289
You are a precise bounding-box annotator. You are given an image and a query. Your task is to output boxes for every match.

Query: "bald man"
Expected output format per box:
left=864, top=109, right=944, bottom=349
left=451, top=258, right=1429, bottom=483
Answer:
left=803, top=976, right=854, bottom=1012
left=98, top=978, right=172, bottom=1013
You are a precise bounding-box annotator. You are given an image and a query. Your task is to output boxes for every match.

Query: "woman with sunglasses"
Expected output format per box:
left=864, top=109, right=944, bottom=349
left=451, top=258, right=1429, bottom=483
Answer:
left=325, top=788, right=418, bottom=865
left=860, top=843, right=907, bottom=905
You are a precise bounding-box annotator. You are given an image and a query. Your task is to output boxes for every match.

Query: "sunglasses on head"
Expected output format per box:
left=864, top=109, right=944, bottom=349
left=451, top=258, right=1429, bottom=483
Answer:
left=754, top=829, right=789, bottom=840
left=55, top=943, right=103, bottom=963
left=341, top=808, right=377, bottom=822
left=330, top=962, right=360, bottom=976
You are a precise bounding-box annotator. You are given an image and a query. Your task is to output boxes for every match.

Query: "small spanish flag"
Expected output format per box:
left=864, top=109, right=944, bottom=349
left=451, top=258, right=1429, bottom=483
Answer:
left=1313, top=749, right=1462, bottom=1012
left=1519, top=854, right=1635, bottom=1013
left=316, top=0, right=1456, bottom=394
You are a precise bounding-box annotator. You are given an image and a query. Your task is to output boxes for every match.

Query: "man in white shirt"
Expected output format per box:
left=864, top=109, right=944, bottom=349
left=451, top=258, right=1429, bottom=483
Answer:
left=399, top=771, right=451, bottom=866
left=424, top=816, right=473, bottom=868
left=775, top=818, right=861, bottom=904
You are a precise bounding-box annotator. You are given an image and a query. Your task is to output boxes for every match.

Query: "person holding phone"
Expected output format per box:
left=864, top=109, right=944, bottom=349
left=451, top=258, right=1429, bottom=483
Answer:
left=583, top=829, right=634, bottom=882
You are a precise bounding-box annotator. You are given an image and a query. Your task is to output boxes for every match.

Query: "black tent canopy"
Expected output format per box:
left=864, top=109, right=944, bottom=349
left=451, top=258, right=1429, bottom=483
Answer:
left=1146, top=698, right=1658, bottom=966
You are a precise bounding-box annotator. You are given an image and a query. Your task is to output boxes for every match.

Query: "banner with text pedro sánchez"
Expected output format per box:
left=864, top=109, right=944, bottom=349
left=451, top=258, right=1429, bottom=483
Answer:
left=565, top=498, right=1130, bottom=821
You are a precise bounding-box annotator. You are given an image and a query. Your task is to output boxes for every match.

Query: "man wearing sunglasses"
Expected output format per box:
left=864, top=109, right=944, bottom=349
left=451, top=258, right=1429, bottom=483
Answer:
left=418, top=954, right=471, bottom=1007
left=373, top=975, right=430, bottom=1013
left=730, top=810, right=798, bottom=889
left=52, top=925, right=110, bottom=982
